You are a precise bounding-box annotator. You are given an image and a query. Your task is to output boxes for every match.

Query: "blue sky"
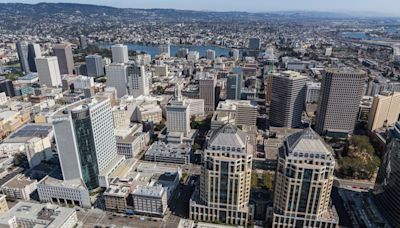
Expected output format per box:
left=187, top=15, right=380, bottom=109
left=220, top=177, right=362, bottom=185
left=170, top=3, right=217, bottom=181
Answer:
left=1, top=0, right=399, bottom=16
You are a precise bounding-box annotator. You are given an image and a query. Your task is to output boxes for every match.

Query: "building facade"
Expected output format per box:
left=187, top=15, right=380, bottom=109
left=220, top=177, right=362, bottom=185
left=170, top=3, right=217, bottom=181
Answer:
left=53, top=43, right=74, bottom=75
left=86, top=55, right=105, bottom=77
left=368, top=92, right=400, bottom=131
left=106, top=63, right=129, bottom=98
left=35, top=56, right=62, bottom=87
left=111, top=44, right=129, bottom=63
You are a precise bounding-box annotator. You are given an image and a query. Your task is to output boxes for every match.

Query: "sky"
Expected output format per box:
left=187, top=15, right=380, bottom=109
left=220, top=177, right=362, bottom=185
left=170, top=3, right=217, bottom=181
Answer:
left=1, top=0, right=400, bottom=16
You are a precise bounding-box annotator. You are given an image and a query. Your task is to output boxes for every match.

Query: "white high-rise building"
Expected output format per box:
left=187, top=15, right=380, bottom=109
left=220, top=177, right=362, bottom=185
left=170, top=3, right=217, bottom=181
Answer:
left=106, top=63, right=129, bottom=98
left=187, top=51, right=200, bottom=62
left=51, top=96, right=121, bottom=190
left=128, top=64, right=149, bottom=98
left=166, top=83, right=191, bottom=136
left=35, top=56, right=62, bottom=87
left=199, top=73, right=217, bottom=112
left=111, top=44, right=129, bottom=63
left=232, top=49, right=240, bottom=61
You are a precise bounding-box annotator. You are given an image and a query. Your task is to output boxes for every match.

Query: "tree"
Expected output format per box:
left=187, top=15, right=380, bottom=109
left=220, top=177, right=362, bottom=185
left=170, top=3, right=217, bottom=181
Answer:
left=251, top=173, right=258, bottom=189
left=262, top=173, right=273, bottom=190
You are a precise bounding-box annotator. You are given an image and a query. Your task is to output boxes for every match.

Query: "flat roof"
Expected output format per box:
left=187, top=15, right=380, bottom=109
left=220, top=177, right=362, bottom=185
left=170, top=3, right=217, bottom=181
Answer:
left=8, top=124, right=53, bottom=139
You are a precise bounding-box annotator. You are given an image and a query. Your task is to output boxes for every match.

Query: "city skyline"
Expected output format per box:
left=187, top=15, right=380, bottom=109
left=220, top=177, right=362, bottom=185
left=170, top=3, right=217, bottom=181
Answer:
left=1, top=0, right=400, bottom=16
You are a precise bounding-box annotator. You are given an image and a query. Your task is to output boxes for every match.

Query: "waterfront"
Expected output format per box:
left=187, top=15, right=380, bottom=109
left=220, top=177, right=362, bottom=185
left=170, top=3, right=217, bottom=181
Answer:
left=100, top=43, right=231, bottom=58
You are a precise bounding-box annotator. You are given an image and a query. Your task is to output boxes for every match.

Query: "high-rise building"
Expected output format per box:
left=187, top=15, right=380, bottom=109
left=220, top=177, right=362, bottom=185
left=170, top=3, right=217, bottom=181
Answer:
left=305, top=82, right=321, bottom=104
left=368, top=92, right=400, bottom=131
left=199, top=73, right=217, bottom=112
left=166, top=83, right=191, bottom=136
left=265, top=74, right=273, bottom=106
left=236, top=100, right=258, bottom=127
left=85, top=55, right=104, bottom=77
left=269, top=71, right=307, bottom=128
left=35, top=57, right=62, bottom=87
left=248, top=37, right=261, bottom=50
left=16, top=41, right=29, bottom=73
left=111, top=44, right=129, bottom=63
left=272, top=128, right=339, bottom=227
left=128, top=64, right=149, bottom=98
left=315, top=68, right=366, bottom=136
left=51, top=96, right=119, bottom=190
left=0, top=79, right=15, bottom=97
left=79, top=35, right=88, bottom=50
left=27, top=43, right=41, bottom=72
left=159, top=43, right=171, bottom=58
left=190, top=124, right=253, bottom=226
left=226, top=73, right=242, bottom=100
left=373, top=121, right=400, bottom=227
left=53, top=43, right=74, bottom=75
left=106, top=63, right=129, bottom=98
left=206, top=49, right=216, bottom=60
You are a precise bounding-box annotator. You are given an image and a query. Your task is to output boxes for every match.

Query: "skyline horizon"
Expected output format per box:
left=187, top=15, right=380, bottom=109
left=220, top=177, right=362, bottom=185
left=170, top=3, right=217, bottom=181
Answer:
left=1, top=0, right=399, bottom=17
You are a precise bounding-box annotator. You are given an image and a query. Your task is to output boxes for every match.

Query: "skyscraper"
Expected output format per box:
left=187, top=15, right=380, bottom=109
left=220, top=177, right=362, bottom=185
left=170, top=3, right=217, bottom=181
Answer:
left=226, top=73, right=242, bottom=100
left=16, top=41, right=30, bottom=73
left=85, top=55, right=105, bottom=77
left=373, top=121, right=400, bottom=227
left=128, top=64, right=149, bottom=98
left=272, top=128, right=339, bottom=227
left=35, top=57, right=62, bottom=87
left=111, top=44, right=129, bottom=63
left=315, top=68, right=366, bottom=136
left=199, top=73, right=217, bottom=112
left=51, top=96, right=119, bottom=190
left=53, top=43, right=74, bottom=75
left=166, top=83, right=191, bottom=136
left=190, top=124, right=253, bottom=226
left=106, top=63, right=129, bottom=98
left=27, top=43, right=41, bottom=72
left=269, top=71, right=307, bottom=128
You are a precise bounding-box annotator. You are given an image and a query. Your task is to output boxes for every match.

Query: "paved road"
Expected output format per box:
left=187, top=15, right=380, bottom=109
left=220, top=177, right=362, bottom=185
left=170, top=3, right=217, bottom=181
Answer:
left=333, top=178, right=374, bottom=191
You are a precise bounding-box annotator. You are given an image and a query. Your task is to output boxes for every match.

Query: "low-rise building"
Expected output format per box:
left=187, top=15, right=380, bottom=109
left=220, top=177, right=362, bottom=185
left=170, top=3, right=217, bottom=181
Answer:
left=132, top=185, right=168, bottom=217
left=1, top=174, right=37, bottom=200
left=37, top=176, right=91, bottom=209
left=104, top=184, right=131, bottom=213
left=144, top=141, right=191, bottom=164
left=0, top=195, right=8, bottom=214
left=116, top=130, right=149, bottom=159
left=0, top=202, right=78, bottom=228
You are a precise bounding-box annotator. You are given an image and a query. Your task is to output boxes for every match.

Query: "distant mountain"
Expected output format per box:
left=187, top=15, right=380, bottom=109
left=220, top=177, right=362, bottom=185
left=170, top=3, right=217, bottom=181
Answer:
left=0, top=2, right=358, bottom=22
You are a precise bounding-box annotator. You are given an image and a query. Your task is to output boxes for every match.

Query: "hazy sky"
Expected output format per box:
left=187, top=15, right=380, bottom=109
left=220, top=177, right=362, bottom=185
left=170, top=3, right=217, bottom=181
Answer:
left=1, top=0, right=400, bottom=15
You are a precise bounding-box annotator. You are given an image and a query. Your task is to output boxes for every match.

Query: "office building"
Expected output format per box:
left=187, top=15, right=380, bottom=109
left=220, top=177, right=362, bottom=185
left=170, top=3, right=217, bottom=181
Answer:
left=37, top=176, right=91, bottom=209
left=199, top=73, right=217, bottom=112
left=51, top=96, right=120, bottom=190
left=0, top=202, right=78, bottom=228
left=306, top=82, right=321, bottom=104
left=373, top=121, right=400, bottom=227
left=272, top=128, right=339, bottom=227
left=132, top=185, right=168, bottom=216
left=128, top=64, right=149, bottom=98
left=106, top=63, right=129, bottom=98
left=236, top=100, right=258, bottom=127
left=190, top=124, right=253, bottom=226
left=111, top=44, right=129, bottom=63
left=232, top=49, right=240, bottom=61
left=166, top=83, right=191, bottom=136
left=35, top=56, right=62, bottom=87
left=79, top=35, right=88, bottom=50
left=159, top=43, right=171, bottom=58
left=206, top=49, right=216, bottom=60
left=144, top=141, right=191, bottom=165
left=104, top=184, right=131, bottom=213
left=86, top=55, right=105, bottom=77
left=27, top=43, right=41, bottom=72
left=248, top=37, right=261, bottom=50
left=0, top=79, right=15, bottom=97
left=226, top=73, right=242, bottom=100
left=53, top=43, right=74, bottom=75
left=315, top=68, right=366, bottom=136
left=177, top=48, right=189, bottom=58
left=1, top=174, right=37, bottom=201
left=187, top=51, right=200, bottom=61
left=269, top=71, right=307, bottom=128
left=16, top=41, right=30, bottom=72
left=368, top=92, right=400, bottom=131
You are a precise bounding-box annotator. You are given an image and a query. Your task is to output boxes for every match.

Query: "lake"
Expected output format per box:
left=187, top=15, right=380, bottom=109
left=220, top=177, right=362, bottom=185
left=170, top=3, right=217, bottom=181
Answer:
left=100, top=43, right=231, bottom=58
